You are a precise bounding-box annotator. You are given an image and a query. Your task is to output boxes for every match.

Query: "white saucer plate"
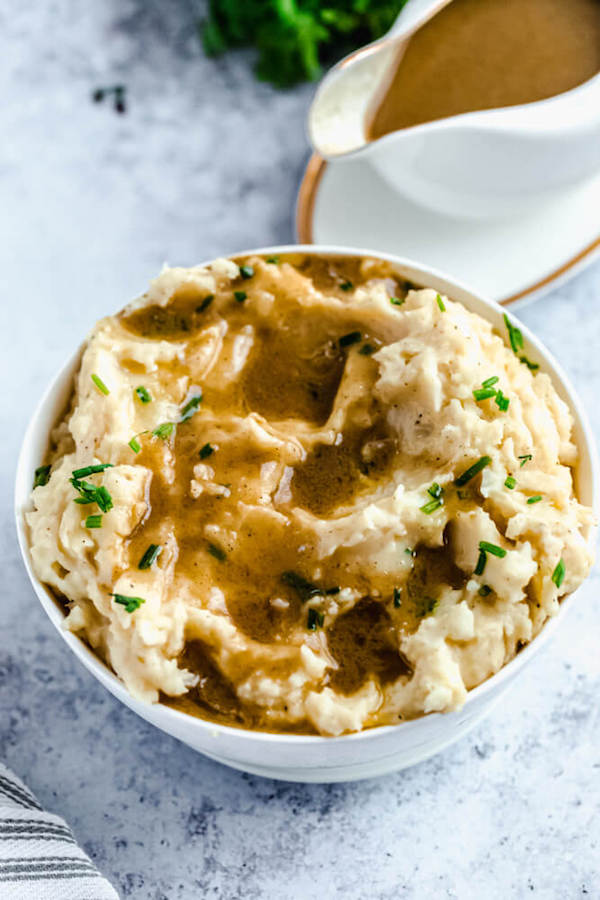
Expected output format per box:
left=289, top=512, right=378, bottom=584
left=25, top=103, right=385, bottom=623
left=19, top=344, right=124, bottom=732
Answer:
left=296, top=154, right=600, bottom=308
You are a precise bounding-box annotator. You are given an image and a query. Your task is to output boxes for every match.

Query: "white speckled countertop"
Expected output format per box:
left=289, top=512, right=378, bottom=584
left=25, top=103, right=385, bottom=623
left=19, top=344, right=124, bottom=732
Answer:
left=2, top=2, right=599, bottom=897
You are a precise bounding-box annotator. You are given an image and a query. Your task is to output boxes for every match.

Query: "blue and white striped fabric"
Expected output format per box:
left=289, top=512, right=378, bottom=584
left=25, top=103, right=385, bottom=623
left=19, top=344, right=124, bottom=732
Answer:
left=0, top=763, right=118, bottom=899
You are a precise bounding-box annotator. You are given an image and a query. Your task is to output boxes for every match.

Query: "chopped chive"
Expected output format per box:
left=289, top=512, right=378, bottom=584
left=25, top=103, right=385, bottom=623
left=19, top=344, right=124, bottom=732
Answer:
left=325, top=586, right=341, bottom=595
left=473, top=387, right=497, bottom=402
left=339, top=280, right=353, bottom=291
left=478, top=584, right=492, bottom=597
left=135, top=385, right=152, bottom=404
left=390, top=296, right=405, bottom=307
left=199, top=442, right=215, bottom=459
left=359, top=343, right=375, bottom=355
left=307, top=608, right=324, bottom=630
left=234, top=290, right=247, bottom=303
left=91, top=373, right=110, bottom=396
left=518, top=454, right=532, bottom=467
left=196, top=294, right=214, bottom=313
left=72, top=463, right=114, bottom=479
left=505, top=475, right=516, bottom=489
left=207, top=542, right=226, bottom=561
left=138, top=543, right=162, bottom=570
left=436, top=294, right=446, bottom=312
left=552, top=558, right=565, bottom=589
left=393, top=587, right=402, bottom=608
left=281, top=570, right=320, bottom=601
left=527, top=495, right=543, bottom=504
left=339, top=331, right=361, bottom=348
left=180, top=393, right=203, bottom=422
left=94, top=486, right=113, bottom=513
left=33, top=465, right=51, bottom=488
left=504, top=313, right=524, bottom=355
left=427, top=482, right=443, bottom=499
left=494, top=389, right=510, bottom=412
left=474, top=550, right=487, bottom=576
left=128, top=437, right=141, bottom=453
left=85, top=514, right=102, bottom=528
left=266, top=255, right=279, bottom=264
left=481, top=376, right=499, bottom=389
left=239, top=264, right=254, bottom=279
left=404, top=547, right=414, bottom=556
left=420, top=497, right=443, bottom=514
left=152, top=422, right=175, bottom=440
left=416, top=596, right=438, bottom=618
left=455, top=456, right=492, bottom=487
left=111, top=593, right=145, bottom=613
left=520, top=356, right=539, bottom=372
left=479, top=541, right=507, bottom=558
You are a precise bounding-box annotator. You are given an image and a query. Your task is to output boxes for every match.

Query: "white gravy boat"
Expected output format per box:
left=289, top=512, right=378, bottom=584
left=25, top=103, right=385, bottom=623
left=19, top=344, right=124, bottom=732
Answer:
left=308, top=0, right=600, bottom=219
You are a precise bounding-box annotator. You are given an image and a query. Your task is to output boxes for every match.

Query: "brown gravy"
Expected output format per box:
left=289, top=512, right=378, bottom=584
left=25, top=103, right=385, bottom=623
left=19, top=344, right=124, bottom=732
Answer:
left=120, top=254, right=427, bottom=734
left=367, top=0, right=600, bottom=139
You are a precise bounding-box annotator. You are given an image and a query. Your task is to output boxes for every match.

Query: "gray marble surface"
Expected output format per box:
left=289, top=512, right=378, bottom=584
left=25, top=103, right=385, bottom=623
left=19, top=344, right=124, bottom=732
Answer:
left=2, top=1, right=599, bottom=897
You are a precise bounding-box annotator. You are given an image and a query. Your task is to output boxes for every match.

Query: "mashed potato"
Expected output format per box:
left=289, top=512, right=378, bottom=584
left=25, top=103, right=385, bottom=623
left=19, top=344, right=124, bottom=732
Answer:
left=26, top=254, right=594, bottom=736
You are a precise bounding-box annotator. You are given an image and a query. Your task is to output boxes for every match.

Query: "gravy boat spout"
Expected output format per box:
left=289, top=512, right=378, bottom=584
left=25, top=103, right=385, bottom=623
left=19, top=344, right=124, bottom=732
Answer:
left=308, top=0, right=600, bottom=219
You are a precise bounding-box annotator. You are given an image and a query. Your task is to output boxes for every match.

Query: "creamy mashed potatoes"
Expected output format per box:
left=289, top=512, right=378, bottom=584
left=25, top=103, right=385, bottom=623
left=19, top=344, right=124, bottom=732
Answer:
left=27, top=254, right=594, bottom=736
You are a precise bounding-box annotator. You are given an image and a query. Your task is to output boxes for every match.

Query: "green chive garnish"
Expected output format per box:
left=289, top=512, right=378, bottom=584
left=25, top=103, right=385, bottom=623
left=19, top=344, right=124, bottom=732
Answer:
left=473, top=387, right=497, bottom=402
left=94, top=486, right=113, bottom=513
left=207, top=542, right=226, bottom=561
left=481, top=376, right=499, bottom=389
left=282, top=571, right=320, bottom=601
left=479, top=541, right=507, bottom=558
left=266, top=256, right=279, bottom=264
left=474, top=550, right=487, bottom=576
left=420, top=498, right=443, bottom=514
left=152, top=422, right=175, bottom=440
left=359, top=343, right=375, bottom=355
left=427, top=482, right=443, bottom=499
left=72, top=463, right=114, bottom=479
left=393, top=587, right=402, bottom=608
left=520, top=356, right=539, bottom=372
left=180, top=393, right=203, bottom=422
left=138, top=544, right=162, bottom=570
left=196, top=294, right=214, bottom=313
left=239, top=264, right=254, bottom=279
left=478, top=585, right=492, bottom=597
left=518, top=454, right=532, bottom=467
left=552, top=558, right=565, bottom=589
left=340, top=280, right=353, bottom=291
left=33, top=465, right=51, bottom=488
left=455, top=456, right=491, bottom=487
left=505, top=476, right=516, bottom=489
left=85, top=514, right=102, bottom=528
left=504, top=313, right=524, bottom=355
left=494, top=389, right=509, bottom=412
left=111, top=593, right=145, bottom=613
left=307, top=608, right=324, bottom=630
left=527, top=495, right=542, bottom=504
left=416, top=596, right=438, bottom=618
left=339, top=331, right=361, bottom=348
left=234, top=290, right=247, bottom=303
left=135, top=386, right=152, bottom=403
left=325, top=586, right=340, bottom=595
left=91, top=374, right=109, bottom=395
left=128, top=437, right=141, bottom=453
left=404, top=548, right=414, bottom=556
left=436, top=294, right=446, bottom=312
left=199, top=442, right=215, bottom=459
left=390, top=296, right=405, bottom=307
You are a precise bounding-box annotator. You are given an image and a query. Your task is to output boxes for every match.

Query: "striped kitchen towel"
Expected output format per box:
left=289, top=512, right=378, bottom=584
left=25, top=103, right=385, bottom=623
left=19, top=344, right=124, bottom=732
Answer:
left=0, top=762, right=118, bottom=899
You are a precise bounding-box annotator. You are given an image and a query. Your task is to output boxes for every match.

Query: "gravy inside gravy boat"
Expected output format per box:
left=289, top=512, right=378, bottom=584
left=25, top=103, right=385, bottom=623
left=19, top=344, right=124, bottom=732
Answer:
left=309, top=0, right=600, bottom=219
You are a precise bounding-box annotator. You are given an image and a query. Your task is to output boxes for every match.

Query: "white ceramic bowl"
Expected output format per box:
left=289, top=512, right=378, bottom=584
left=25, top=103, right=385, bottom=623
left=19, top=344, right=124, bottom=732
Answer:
left=15, top=245, right=598, bottom=783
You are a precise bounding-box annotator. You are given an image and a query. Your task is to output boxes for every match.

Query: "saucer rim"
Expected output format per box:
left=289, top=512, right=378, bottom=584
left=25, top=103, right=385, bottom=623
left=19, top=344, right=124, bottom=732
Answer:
left=295, top=152, right=600, bottom=308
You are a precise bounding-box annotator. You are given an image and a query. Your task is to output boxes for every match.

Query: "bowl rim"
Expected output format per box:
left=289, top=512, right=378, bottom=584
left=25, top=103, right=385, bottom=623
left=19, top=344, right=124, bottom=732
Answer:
left=15, top=243, right=600, bottom=748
